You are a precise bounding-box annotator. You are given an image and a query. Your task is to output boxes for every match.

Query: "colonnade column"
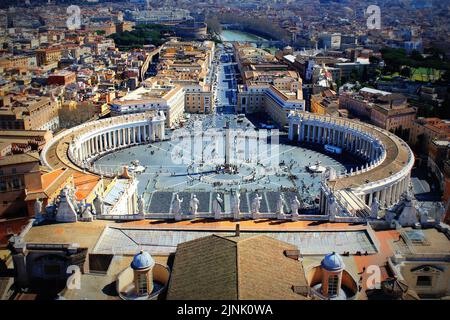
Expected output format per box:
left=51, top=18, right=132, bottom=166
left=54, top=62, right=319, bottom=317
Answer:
left=161, top=123, right=164, bottom=139
left=367, top=192, right=373, bottom=206
left=380, top=189, right=387, bottom=208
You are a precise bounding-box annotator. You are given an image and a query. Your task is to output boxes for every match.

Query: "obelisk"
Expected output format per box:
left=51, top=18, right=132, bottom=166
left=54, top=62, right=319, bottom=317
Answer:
left=224, top=120, right=231, bottom=166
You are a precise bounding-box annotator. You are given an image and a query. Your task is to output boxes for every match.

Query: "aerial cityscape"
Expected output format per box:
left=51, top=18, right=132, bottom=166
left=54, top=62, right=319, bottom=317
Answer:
left=0, top=0, right=449, bottom=305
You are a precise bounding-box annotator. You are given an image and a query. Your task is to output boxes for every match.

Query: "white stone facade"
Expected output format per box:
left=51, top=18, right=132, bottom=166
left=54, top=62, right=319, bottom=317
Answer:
left=289, top=112, right=415, bottom=218
left=41, top=112, right=166, bottom=176
left=69, top=113, right=165, bottom=174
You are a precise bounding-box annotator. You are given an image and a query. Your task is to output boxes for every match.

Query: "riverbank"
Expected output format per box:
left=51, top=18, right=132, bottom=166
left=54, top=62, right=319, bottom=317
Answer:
left=219, top=29, right=268, bottom=42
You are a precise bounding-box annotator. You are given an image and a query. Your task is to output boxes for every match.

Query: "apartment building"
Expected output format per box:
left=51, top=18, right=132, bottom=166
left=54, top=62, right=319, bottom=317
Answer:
left=184, top=84, right=212, bottom=114
left=0, top=129, right=53, bottom=154
left=110, top=77, right=185, bottom=128
left=428, top=140, right=449, bottom=187
left=0, top=96, right=60, bottom=131
left=409, top=118, right=450, bottom=153
left=310, top=89, right=340, bottom=116
left=35, top=47, right=62, bottom=66
left=335, top=60, right=370, bottom=81
left=234, top=43, right=287, bottom=77
left=237, top=84, right=305, bottom=128
left=340, top=88, right=417, bottom=136
left=0, top=55, right=33, bottom=70
left=370, top=94, right=417, bottom=133
left=234, top=43, right=305, bottom=128
left=110, top=40, right=214, bottom=126
left=0, top=152, right=41, bottom=219
left=158, top=40, right=214, bottom=85
left=47, top=70, right=76, bottom=86
left=317, top=33, right=341, bottom=50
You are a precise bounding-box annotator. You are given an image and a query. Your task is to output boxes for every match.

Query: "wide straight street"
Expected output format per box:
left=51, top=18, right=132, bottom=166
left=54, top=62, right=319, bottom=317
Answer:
left=213, top=45, right=239, bottom=114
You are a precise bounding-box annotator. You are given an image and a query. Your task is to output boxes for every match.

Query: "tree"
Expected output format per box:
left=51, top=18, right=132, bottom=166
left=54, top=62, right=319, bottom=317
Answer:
left=410, top=50, right=424, bottom=62
left=369, top=55, right=380, bottom=65
left=206, top=17, right=222, bottom=34
left=349, top=69, right=359, bottom=82
left=438, top=97, right=450, bottom=119
left=415, top=133, right=426, bottom=154
left=442, top=70, right=450, bottom=83
left=400, top=66, right=411, bottom=78
left=108, top=24, right=165, bottom=49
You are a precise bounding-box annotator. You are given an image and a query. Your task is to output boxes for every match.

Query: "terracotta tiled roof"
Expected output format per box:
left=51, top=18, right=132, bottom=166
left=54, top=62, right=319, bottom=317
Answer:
left=25, top=168, right=73, bottom=201
left=167, top=234, right=309, bottom=300
left=73, top=171, right=101, bottom=201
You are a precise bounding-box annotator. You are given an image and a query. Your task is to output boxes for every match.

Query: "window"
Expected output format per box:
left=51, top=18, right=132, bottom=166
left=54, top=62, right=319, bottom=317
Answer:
left=416, top=276, right=432, bottom=287
left=328, top=275, right=339, bottom=296
left=12, top=178, right=21, bottom=189
left=137, top=273, right=148, bottom=295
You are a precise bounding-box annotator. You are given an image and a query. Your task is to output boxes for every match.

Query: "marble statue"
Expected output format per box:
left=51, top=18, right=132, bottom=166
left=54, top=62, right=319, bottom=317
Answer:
left=384, top=210, right=396, bottom=225
left=276, top=194, right=285, bottom=219
left=55, top=187, right=78, bottom=223
left=231, top=192, right=241, bottom=221
left=419, top=208, right=429, bottom=225
left=34, top=198, right=43, bottom=219
left=93, top=193, right=104, bottom=215
left=328, top=167, right=337, bottom=181
left=398, top=196, right=418, bottom=227
left=69, top=185, right=76, bottom=202
left=251, top=193, right=263, bottom=219
left=291, top=196, right=300, bottom=218
left=78, top=199, right=86, bottom=214
left=80, top=203, right=94, bottom=222
left=173, top=193, right=183, bottom=221
left=190, top=194, right=200, bottom=215
left=370, top=198, right=379, bottom=219
left=90, top=202, right=96, bottom=215
left=434, top=202, right=445, bottom=226
left=212, top=194, right=223, bottom=220
left=138, top=195, right=145, bottom=215
left=326, top=195, right=339, bottom=222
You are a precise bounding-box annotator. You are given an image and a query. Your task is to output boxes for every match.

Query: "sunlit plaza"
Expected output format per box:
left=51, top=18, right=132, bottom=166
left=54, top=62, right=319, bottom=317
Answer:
left=94, top=113, right=361, bottom=215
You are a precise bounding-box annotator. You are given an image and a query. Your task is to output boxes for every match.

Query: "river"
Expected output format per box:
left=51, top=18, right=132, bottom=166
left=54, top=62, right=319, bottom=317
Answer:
left=219, top=29, right=268, bottom=42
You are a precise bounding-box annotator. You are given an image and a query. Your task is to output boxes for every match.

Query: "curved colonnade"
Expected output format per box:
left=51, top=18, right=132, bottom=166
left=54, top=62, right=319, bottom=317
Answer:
left=41, top=110, right=414, bottom=220
left=41, top=112, right=166, bottom=177
left=289, top=112, right=414, bottom=214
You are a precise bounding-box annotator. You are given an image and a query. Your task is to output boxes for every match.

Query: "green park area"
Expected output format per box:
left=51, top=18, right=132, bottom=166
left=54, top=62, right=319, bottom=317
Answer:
left=409, top=68, right=444, bottom=82
left=108, top=24, right=167, bottom=50
left=381, top=68, right=445, bottom=82
left=380, top=48, right=450, bottom=82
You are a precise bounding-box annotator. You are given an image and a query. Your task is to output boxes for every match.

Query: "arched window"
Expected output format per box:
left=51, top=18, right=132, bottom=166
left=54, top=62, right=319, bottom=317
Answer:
left=328, top=275, right=339, bottom=296
left=138, top=273, right=148, bottom=295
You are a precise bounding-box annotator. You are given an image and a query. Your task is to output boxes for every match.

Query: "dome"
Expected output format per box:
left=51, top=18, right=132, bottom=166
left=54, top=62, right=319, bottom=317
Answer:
left=131, top=250, right=155, bottom=270
left=321, top=252, right=345, bottom=271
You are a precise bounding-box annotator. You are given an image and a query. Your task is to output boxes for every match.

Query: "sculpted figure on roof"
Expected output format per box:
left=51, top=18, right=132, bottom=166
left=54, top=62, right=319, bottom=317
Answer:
left=190, top=194, right=199, bottom=215
left=212, top=193, right=223, bottom=220
left=173, top=193, right=183, bottom=221
left=231, top=191, right=241, bottom=221
left=251, top=193, right=262, bottom=219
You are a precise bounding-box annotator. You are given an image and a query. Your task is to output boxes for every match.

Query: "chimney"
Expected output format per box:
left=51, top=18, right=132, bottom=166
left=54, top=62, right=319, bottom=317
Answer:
left=292, top=285, right=310, bottom=297
left=121, top=166, right=131, bottom=179
left=284, top=249, right=301, bottom=260
left=235, top=223, right=240, bottom=237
